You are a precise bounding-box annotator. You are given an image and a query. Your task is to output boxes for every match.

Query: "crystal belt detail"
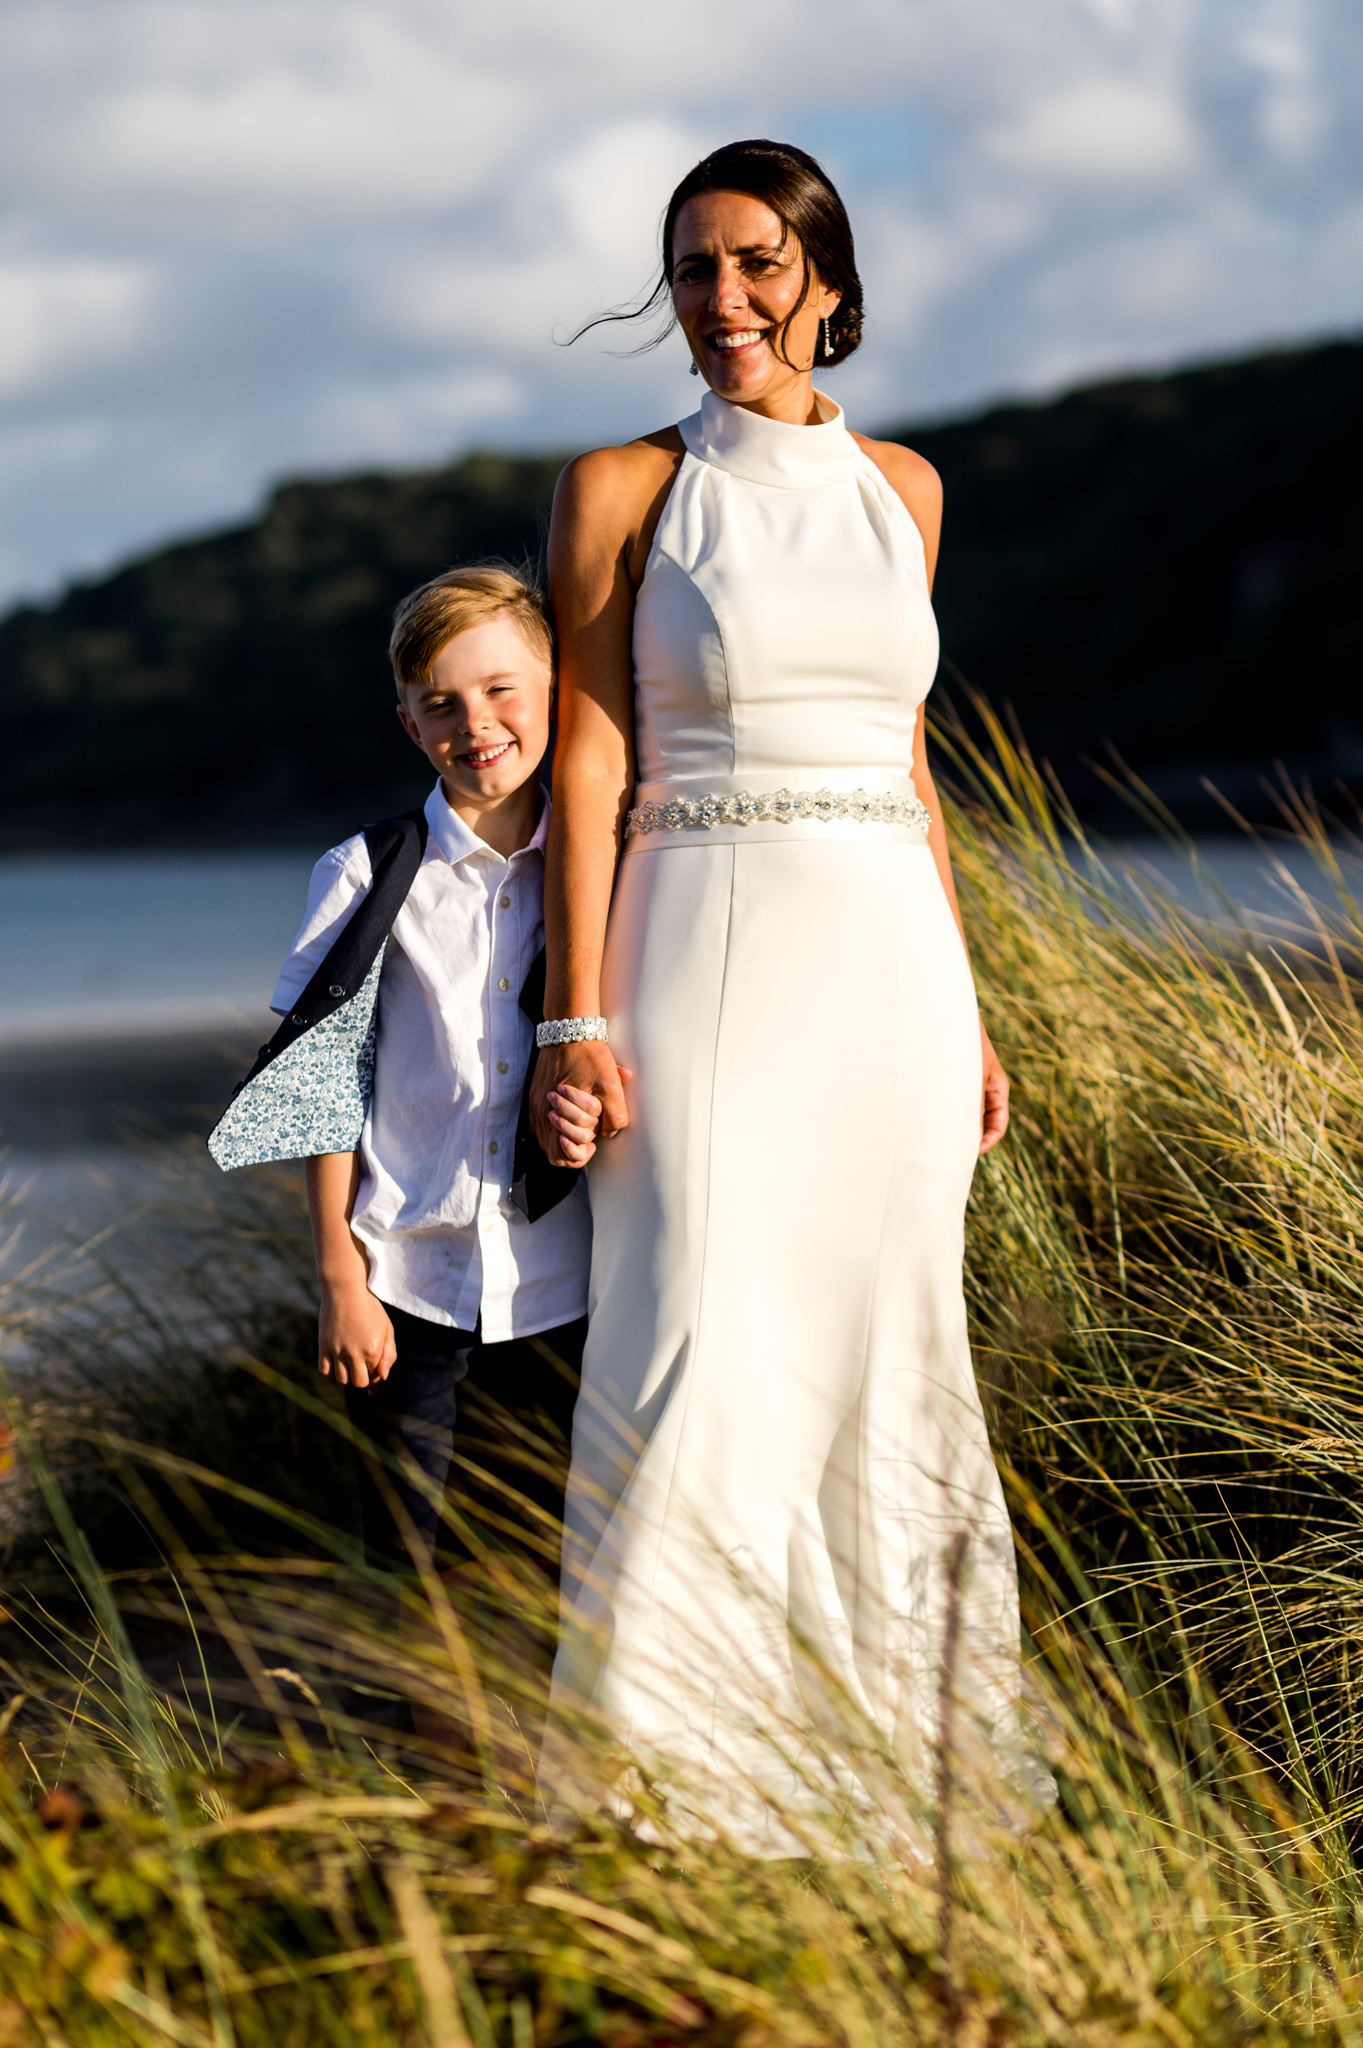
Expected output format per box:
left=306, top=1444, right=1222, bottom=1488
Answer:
left=626, top=786, right=933, bottom=836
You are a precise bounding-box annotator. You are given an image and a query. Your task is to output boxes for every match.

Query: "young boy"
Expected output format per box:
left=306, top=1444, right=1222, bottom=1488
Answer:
left=269, top=566, right=600, bottom=1587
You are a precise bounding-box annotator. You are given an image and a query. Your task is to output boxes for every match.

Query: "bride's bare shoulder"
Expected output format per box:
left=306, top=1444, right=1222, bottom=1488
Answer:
left=851, top=432, right=942, bottom=511
left=555, top=427, right=684, bottom=517
left=552, top=428, right=686, bottom=577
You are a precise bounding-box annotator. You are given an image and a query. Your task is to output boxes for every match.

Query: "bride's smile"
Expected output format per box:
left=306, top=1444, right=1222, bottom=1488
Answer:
left=708, top=327, right=767, bottom=353
left=670, top=187, right=841, bottom=422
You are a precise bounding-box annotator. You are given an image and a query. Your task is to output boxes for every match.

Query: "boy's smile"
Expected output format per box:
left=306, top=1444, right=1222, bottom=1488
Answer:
left=397, top=613, right=553, bottom=857
left=463, top=740, right=513, bottom=766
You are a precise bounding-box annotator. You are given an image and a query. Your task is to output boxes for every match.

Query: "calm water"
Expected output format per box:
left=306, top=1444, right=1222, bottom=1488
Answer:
left=0, top=849, right=314, bottom=1282
left=0, top=831, right=1350, bottom=1163
left=2, top=834, right=1361, bottom=1284
left=4, top=837, right=1359, bottom=1053
left=0, top=848, right=316, bottom=1042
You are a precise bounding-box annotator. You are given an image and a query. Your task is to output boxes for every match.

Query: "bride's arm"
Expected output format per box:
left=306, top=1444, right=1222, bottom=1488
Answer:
left=907, top=700, right=1009, bottom=1153
left=531, top=440, right=676, bottom=1164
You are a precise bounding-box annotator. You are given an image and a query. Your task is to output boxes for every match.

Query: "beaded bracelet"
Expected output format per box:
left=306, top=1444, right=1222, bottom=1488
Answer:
left=535, top=1016, right=610, bottom=1048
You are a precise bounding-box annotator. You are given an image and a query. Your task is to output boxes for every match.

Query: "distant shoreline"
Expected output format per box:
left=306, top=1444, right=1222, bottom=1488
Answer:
left=0, top=1019, right=266, bottom=1153
left=0, top=996, right=274, bottom=1051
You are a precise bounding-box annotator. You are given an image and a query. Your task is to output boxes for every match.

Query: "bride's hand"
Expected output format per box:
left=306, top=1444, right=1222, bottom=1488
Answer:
left=979, top=1024, right=1010, bottom=1155
left=531, top=1040, right=631, bottom=1166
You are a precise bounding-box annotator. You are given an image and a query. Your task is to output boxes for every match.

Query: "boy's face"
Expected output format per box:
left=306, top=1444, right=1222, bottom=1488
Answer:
left=397, top=614, right=552, bottom=821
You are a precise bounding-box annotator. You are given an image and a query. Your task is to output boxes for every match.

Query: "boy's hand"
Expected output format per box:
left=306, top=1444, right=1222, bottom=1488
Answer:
left=532, top=1041, right=630, bottom=1164
left=533, top=1045, right=634, bottom=1165
left=319, top=1280, right=397, bottom=1391
left=546, top=1082, right=605, bottom=1167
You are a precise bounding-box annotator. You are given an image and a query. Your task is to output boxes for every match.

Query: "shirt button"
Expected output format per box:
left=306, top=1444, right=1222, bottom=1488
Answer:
left=499, top=895, right=511, bottom=910
left=497, top=976, right=510, bottom=991
left=483, top=1217, right=496, bottom=1233
left=496, top=1059, right=509, bottom=1075
left=488, top=1140, right=499, bottom=1155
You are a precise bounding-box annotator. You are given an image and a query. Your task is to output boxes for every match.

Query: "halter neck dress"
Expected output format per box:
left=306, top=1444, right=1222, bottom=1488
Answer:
left=549, top=389, right=1025, bottom=1837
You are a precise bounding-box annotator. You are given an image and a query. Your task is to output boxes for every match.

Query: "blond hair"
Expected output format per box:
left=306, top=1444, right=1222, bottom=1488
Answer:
left=389, top=564, right=554, bottom=697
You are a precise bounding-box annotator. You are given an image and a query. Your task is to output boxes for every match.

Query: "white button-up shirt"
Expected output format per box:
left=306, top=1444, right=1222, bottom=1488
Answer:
left=270, top=781, right=590, bottom=1341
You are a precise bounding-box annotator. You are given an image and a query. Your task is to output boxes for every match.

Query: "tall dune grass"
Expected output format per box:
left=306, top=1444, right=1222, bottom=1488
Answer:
left=944, top=703, right=1363, bottom=1817
left=3, top=719, right=1363, bottom=2043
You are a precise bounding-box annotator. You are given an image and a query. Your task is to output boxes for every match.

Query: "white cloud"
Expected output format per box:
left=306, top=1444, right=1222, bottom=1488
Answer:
left=94, top=44, right=525, bottom=216
left=377, top=116, right=709, bottom=345
left=549, top=118, right=701, bottom=269
left=860, top=190, right=1047, bottom=336
left=0, top=0, right=1359, bottom=603
left=311, top=368, right=527, bottom=457
left=991, top=79, right=1202, bottom=180
left=1237, top=9, right=1330, bottom=160
left=0, top=258, right=150, bottom=394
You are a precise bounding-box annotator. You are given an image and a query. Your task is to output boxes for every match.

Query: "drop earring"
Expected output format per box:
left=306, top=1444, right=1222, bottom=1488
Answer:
left=689, top=358, right=699, bottom=375
left=822, top=315, right=833, bottom=361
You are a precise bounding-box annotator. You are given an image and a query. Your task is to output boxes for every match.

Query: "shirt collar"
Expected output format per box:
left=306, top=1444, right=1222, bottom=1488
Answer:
left=423, top=778, right=551, bottom=868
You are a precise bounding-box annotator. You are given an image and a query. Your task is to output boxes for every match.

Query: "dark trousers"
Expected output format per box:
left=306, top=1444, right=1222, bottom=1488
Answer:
left=343, top=1304, right=585, bottom=1583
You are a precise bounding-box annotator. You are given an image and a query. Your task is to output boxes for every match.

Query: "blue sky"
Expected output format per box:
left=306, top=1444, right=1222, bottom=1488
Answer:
left=0, top=0, right=1360, bottom=606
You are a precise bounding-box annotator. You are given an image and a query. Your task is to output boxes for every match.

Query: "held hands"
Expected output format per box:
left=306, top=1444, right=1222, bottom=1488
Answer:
left=532, top=1039, right=632, bottom=1167
left=546, top=1082, right=605, bottom=1166
left=318, top=1279, right=396, bottom=1390
left=979, top=1023, right=1010, bottom=1156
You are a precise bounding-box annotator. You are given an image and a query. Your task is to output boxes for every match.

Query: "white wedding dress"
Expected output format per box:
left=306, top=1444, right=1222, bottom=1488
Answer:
left=548, top=390, right=1027, bottom=1839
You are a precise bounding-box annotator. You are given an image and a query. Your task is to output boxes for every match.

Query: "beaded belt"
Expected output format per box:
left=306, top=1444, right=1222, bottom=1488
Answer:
left=626, top=786, right=933, bottom=836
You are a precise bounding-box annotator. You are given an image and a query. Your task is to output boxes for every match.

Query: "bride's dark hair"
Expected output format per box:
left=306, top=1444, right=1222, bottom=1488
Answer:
left=574, top=138, right=865, bottom=368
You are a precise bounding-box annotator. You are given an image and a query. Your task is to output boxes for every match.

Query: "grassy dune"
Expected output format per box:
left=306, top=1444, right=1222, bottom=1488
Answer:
left=3, top=721, right=1363, bottom=2044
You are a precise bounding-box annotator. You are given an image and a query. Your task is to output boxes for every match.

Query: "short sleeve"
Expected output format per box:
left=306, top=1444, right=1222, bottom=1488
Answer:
left=269, top=834, right=373, bottom=1014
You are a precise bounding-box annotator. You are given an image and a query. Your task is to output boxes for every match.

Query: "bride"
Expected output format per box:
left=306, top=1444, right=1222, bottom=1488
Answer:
left=532, top=138, right=1028, bottom=1833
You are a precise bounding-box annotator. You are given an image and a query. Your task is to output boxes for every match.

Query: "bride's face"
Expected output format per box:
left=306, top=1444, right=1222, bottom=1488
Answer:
left=671, top=191, right=839, bottom=412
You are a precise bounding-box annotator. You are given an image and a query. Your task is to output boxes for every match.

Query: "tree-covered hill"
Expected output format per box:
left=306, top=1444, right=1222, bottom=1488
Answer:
left=1, top=335, right=1359, bottom=846
left=904, top=335, right=1363, bottom=822
left=0, top=454, right=566, bottom=847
